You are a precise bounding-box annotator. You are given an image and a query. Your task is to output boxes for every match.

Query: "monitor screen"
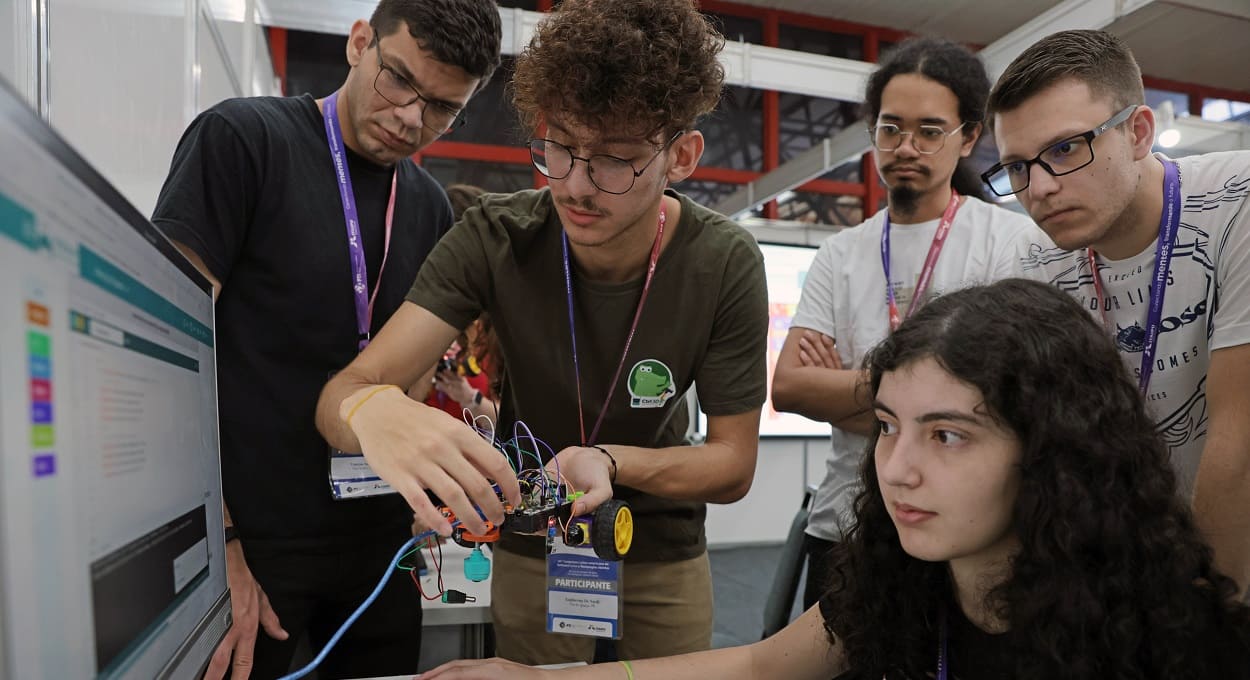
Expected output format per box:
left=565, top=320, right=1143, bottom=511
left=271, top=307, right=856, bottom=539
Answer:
left=696, top=241, right=830, bottom=439
left=0, top=80, right=230, bottom=679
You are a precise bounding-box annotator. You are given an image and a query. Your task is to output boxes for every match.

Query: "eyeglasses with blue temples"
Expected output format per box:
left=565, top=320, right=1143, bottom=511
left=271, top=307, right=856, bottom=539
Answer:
left=980, top=105, right=1137, bottom=197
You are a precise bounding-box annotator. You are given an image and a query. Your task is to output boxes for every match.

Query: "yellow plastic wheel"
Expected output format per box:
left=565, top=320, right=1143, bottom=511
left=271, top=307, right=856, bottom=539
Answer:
left=614, top=505, right=633, bottom=556
left=592, top=499, right=632, bottom=561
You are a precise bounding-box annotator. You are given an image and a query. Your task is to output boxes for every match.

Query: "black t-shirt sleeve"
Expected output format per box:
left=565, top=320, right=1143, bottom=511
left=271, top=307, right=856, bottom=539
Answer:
left=151, top=108, right=260, bottom=283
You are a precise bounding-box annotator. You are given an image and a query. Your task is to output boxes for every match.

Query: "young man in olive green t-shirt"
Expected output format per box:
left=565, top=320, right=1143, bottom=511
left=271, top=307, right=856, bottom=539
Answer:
left=316, top=0, right=768, bottom=664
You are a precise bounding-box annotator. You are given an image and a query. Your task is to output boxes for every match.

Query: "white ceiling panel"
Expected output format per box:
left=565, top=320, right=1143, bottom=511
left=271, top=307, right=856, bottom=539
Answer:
left=724, top=0, right=1068, bottom=45
left=259, top=0, right=1250, bottom=97
left=1109, top=2, right=1250, bottom=92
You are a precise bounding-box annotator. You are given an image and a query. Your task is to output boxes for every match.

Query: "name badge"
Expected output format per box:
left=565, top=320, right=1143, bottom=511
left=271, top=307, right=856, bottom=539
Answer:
left=546, top=520, right=623, bottom=639
left=328, top=448, right=394, bottom=500
left=325, top=369, right=396, bottom=500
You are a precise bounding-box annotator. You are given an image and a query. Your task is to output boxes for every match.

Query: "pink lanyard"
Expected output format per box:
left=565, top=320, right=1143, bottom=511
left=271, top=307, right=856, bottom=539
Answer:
left=562, top=205, right=667, bottom=446
left=880, top=190, right=961, bottom=331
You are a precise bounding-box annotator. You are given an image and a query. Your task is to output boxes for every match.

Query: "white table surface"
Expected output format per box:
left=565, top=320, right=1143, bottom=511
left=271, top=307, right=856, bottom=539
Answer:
left=415, top=539, right=493, bottom=626
left=356, top=663, right=588, bottom=679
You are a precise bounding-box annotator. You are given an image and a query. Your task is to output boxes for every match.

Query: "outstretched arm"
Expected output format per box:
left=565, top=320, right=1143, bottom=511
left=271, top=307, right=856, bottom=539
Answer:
left=421, top=603, right=843, bottom=680
left=316, top=302, right=520, bottom=536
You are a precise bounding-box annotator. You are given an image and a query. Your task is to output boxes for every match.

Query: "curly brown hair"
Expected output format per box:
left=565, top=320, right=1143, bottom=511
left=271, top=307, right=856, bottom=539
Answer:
left=511, top=0, right=725, bottom=140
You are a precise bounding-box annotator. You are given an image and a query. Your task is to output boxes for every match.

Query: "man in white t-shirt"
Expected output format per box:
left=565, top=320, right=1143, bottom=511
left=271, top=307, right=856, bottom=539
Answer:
left=986, top=29, right=1250, bottom=595
left=771, top=36, right=1049, bottom=608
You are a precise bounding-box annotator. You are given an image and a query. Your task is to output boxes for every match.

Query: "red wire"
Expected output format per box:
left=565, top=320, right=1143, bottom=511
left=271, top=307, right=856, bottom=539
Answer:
left=429, top=540, right=445, bottom=592
left=409, top=537, right=445, bottom=601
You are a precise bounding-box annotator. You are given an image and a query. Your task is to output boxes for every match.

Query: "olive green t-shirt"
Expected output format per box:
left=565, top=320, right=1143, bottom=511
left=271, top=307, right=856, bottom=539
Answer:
left=406, top=188, right=767, bottom=562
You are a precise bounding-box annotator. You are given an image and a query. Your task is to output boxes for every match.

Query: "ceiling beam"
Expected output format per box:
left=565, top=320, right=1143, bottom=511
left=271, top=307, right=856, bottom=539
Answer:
left=980, top=0, right=1159, bottom=81
left=257, top=5, right=877, bottom=102
left=252, top=0, right=1248, bottom=217
left=715, top=0, right=1168, bottom=218
left=718, top=41, right=873, bottom=101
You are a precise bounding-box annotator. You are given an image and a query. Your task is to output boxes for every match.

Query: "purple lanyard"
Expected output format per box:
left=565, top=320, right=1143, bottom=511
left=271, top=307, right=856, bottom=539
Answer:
left=936, top=605, right=949, bottom=680
left=880, top=190, right=961, bottom=331
left=323, top=90, right=397, bottom=352
left=1087, top=158, right=1181, bottom=394
left=562, top=204, right=666, bottom=446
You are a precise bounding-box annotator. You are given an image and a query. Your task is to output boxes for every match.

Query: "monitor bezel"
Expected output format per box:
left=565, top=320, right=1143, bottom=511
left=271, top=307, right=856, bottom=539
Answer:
left=0, top=74, right=229, bottom=679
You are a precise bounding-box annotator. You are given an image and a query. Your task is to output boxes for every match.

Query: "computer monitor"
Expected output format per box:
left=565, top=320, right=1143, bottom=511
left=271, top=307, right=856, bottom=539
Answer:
left=695, top=241, right=830, bottom=438
left=0, top=78, right=230, bottom=678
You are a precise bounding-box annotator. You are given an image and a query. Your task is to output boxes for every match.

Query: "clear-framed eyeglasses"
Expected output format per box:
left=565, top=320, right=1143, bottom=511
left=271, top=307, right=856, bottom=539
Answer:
left=868, top=121, right=967, bottom=154
left=980, top=105, right=1137, bottom=197
left=528, top=131, right=684, bottom=195
left=370, top=35, right=467, bottom=135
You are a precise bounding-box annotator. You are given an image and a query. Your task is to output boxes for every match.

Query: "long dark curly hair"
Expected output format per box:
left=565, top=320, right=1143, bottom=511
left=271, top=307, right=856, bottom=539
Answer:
left=822, top=278, right=1250, bottom=679
left=511, top=0, right=725, bottom=140
left=864, top=36, right=988, bottom=135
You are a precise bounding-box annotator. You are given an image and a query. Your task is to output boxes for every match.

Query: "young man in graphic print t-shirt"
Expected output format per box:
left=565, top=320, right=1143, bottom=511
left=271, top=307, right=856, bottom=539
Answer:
left=987, top=29, right=1250, bottom=596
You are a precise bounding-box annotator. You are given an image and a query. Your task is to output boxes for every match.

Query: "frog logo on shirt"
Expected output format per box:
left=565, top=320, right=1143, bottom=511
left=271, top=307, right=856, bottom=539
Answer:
left=627, top=359, right=676, bottom=408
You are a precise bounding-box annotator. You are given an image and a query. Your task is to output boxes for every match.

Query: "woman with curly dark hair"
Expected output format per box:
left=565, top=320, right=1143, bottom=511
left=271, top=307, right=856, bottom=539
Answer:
left=424, top=278, right=1250, bottom=679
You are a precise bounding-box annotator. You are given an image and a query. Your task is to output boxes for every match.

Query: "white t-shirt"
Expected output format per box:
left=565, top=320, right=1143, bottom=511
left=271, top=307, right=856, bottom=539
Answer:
left=792, top=196, right=1050, bottom=540
left=1022, top=151, right=1250, bottom=499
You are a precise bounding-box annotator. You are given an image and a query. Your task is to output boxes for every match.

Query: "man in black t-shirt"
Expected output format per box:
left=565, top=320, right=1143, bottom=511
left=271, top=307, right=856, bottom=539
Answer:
left=151, top=1, right=501, bottom=677
left=317, top=0, right=768, bottom=666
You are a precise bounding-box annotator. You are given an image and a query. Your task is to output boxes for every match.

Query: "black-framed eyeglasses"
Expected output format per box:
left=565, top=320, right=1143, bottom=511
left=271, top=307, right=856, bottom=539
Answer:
left=981, top=105, right=1137, bottom=197
left=370, top=35, right=467, bottom=135
left=868, top=121, right=967, bottom=154
left=528, top=131, right=684, bottom=195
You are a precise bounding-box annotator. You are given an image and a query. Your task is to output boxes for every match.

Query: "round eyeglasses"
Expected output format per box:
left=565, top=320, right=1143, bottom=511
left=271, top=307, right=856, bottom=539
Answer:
left=868, top=122, right=967, bottom=154
left=980, top=105, right=1136, bottom=197
left=528, top=131, right=684, bottom=195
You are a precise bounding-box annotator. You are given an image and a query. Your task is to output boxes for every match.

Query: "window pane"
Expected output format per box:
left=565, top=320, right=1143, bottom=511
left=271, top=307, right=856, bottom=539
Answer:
left=671, top=179, right=741, bottom=212
left=424, top=158, right=534, bottom=194
left=1145, top=88, right=1189, bottom=116
left=705, top=12, right=763, bottom=44
left=1202, top=98, right=1250, bottom=123
left=825, top=158, right=861, bottom=183
left=700, top=86, right=763, bottom=171
left=776, top=192, right=862, bottom=227
left=778, top=25, right=862, bottom=60
left=779, top=93, right=863, bottom=182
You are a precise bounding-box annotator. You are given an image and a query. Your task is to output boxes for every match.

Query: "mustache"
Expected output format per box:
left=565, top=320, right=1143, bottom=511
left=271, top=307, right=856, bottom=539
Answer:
left=558, top=198, right=608, bottom=216
left=883, top=161, right=929, bottom=175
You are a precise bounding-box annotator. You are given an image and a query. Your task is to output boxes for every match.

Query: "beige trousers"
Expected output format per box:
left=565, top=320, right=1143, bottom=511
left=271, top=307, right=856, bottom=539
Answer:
left=490, top=547, right=714, bottom=665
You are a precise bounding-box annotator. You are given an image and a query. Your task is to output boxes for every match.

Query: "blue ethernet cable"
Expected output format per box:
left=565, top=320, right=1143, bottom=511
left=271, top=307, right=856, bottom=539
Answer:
left=277, top=520, right=460, bottom=680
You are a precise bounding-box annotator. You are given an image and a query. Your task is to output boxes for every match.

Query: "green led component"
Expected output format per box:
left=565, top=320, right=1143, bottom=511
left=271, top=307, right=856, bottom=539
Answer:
left=568, top=491, right=585, bottom=501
